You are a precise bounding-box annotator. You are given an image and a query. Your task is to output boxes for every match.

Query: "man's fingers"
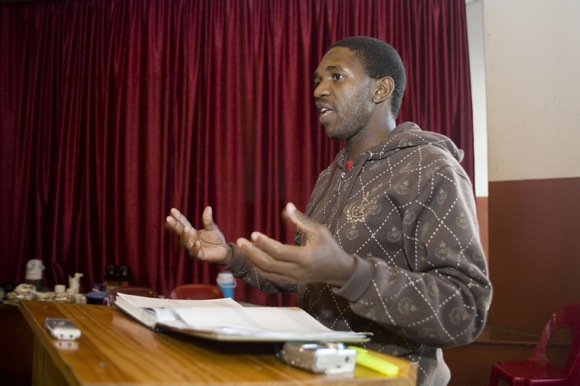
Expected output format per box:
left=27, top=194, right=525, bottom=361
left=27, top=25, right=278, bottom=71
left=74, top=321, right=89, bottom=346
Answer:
left=165, top=216, right=176, bottom=229
left=166, top=208, right=201, bottom=240
left=170, top=208, right=194, bottom=228
left=167, top=210, right=197, bottom=250
left=237, top=237, right=298, bottom=272
left=248, top=232, right=305, bottom=263
left=169, top=208, right=184, bottom=222
left=165, top=216, right=185, bottom=236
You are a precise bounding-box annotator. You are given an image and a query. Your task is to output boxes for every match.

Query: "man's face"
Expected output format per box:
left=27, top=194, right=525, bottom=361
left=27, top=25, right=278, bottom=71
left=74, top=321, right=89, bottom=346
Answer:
left=313, top=47, right=375, bottom=141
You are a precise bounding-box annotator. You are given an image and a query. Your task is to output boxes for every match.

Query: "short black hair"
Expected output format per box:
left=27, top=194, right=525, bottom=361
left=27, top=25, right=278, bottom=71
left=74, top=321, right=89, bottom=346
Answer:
left=330, top=36, right=406, bottom=118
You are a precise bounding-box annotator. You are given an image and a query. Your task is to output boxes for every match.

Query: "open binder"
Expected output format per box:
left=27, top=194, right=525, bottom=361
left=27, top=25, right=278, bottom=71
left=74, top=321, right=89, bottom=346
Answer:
left=115, top=293, right=370, bottom=343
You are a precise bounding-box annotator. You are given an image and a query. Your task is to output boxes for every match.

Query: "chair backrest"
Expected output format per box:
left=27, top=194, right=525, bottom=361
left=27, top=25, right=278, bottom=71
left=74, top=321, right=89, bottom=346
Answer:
left=567, top=348, right=580, bottom=386
left=532, top=303, right=580, bottom=373
left=168, top=284, right=223, bottom=300
left=102, top=286, right=159, bottom=306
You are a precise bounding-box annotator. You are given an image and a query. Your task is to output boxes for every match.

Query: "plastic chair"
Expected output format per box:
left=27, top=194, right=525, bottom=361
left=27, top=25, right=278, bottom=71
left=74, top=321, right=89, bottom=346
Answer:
left=489, top=304, right=580, bottom=386
left=168, top=284, right=223, bottom=300
left=102, top=286, right=159, bottom=306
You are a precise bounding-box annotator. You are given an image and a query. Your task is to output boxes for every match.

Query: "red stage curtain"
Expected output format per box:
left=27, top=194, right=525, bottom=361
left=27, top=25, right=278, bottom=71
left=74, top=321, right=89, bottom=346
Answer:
left=0, top=0, right=473, bottom=305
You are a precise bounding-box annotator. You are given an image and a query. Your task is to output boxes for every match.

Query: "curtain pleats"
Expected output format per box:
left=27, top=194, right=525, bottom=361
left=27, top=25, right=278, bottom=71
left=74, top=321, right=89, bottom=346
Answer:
left=0, top=0, right=473, bottom=305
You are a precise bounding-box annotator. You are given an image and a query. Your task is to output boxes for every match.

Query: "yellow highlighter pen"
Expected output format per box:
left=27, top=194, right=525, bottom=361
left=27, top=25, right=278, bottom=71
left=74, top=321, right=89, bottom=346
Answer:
left=348, top=346, right=400, bottom=377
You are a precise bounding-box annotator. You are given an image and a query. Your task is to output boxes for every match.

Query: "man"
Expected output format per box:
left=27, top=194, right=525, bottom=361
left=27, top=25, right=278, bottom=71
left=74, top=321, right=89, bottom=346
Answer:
left=166, top=36, right=492, bottom=385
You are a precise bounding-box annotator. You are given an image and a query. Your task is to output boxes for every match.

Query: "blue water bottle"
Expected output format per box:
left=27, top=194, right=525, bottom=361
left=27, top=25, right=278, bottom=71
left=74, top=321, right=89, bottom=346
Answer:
left=216, top=272, right=236, bottom=299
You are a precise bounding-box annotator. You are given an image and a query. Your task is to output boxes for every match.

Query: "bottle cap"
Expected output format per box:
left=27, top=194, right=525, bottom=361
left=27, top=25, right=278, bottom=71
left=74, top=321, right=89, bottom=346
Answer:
left=216, top=272, right=235, bottom=285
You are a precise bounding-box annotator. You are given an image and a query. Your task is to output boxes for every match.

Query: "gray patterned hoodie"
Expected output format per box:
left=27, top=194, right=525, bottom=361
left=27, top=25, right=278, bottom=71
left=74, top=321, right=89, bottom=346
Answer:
left=226, top=122, right=492, bottom=385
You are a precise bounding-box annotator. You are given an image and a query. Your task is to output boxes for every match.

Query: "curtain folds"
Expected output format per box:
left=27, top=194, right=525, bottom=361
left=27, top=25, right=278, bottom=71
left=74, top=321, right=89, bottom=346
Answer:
left=0, top=0, right=473, bottom=305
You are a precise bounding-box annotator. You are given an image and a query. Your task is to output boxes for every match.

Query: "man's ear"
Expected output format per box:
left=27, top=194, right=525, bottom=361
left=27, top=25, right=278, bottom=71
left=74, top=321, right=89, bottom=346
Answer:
left=373, top=76, right=394, bottom=104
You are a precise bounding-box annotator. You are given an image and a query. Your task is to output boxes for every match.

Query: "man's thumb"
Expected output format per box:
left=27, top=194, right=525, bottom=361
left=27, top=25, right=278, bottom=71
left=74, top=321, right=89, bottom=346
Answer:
left=202, top=206, right=217, bottom=230
left=284, top=202, right=312, bottom=232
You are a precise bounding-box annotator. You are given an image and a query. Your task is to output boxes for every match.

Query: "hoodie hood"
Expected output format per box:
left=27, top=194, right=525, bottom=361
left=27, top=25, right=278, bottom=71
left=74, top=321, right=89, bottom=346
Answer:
left=334, top=122, right=464, bottom=170
left=374, top=121, right=463, bottom=162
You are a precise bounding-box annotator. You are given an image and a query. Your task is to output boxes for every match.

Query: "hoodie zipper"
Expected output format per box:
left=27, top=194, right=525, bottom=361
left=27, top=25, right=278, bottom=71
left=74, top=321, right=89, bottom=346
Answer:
left=338, top=170, right=346, bottom=192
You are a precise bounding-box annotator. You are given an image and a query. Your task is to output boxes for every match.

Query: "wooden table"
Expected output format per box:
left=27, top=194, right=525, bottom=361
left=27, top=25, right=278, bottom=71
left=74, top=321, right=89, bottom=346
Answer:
left=20, top=301, right=417, bottom=386
left=0, top=303, right=33, bottom=384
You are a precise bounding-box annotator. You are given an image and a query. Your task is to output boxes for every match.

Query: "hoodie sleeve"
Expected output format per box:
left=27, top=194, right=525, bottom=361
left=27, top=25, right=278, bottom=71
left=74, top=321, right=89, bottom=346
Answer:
left=334, top=162, right=492, bottom=348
